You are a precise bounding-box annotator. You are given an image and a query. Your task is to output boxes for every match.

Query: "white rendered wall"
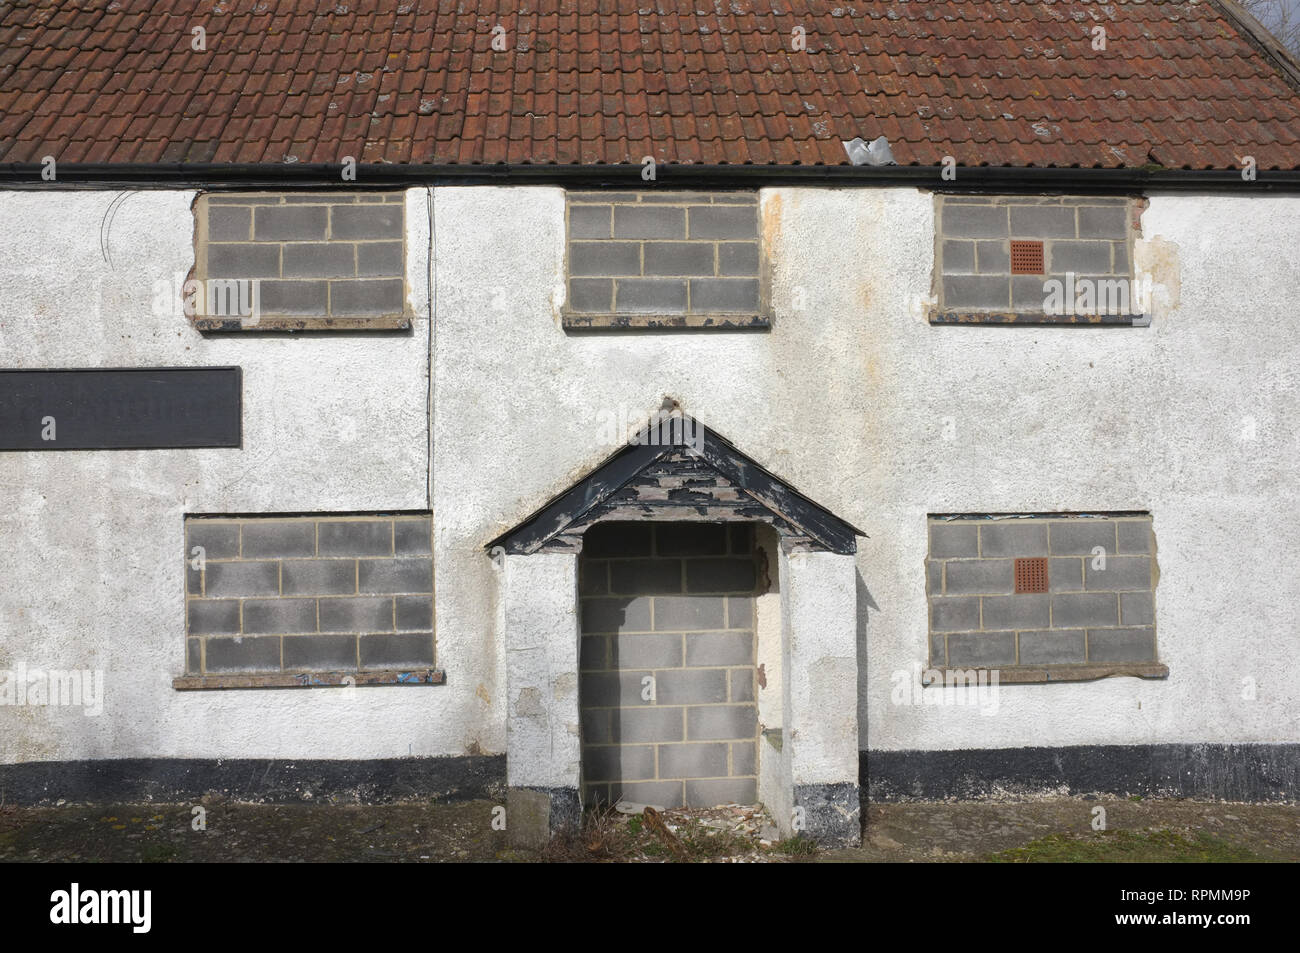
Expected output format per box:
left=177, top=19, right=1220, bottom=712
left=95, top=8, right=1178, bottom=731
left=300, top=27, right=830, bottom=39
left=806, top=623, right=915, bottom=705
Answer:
left=500, top=552, right=581, bottom=791
left=780, top=548, right=859, bottom=785
left=791, top=188, right=1300, bottom=753
left=3, top=184, right=1297, bottom=767
left=0, top=189, right=442, bottom=762
left=436, top=185, right=1300, bottom=756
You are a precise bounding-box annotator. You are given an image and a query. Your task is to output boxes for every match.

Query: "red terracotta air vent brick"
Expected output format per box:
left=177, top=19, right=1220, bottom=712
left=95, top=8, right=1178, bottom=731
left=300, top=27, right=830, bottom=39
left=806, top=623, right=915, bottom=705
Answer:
left=1014, top=557, right=1049, bottom=593
left=1010, top=240, right=1045, bottom=275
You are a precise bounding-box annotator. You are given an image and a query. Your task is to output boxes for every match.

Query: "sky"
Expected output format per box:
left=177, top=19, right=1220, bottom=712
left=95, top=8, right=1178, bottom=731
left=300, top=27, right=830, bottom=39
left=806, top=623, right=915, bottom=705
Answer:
left=1241, top=0, right=1300, bottom=55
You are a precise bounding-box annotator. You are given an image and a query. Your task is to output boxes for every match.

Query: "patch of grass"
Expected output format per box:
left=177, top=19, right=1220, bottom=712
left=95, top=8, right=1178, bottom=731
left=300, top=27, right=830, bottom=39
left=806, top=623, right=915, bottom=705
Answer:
left=138, top=841, right=181, bottom=863
left=538, top=806, right=638, bottom=862
left=988, top=828, right=1263, bottom=863
left=774, top=836, right=817, bottom=857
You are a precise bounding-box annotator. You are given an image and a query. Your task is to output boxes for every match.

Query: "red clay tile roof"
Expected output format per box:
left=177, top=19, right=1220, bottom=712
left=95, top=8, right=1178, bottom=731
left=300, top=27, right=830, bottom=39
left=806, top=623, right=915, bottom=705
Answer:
left=1, top=0, right=1299, bottom=170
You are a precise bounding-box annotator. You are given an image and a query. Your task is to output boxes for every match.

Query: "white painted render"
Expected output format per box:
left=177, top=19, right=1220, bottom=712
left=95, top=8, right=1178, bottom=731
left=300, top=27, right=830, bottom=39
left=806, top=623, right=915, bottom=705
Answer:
left=434, top=185, right=1300, bottom=758
left=501, top=552, right=581, bottom=791
left=754, top=527, right=789, bottom=824
left=2, top=184, right=1298, bottom=767
left=780, top=548, right=860, bottom=786
left=0, top=189, right=434, bottom=762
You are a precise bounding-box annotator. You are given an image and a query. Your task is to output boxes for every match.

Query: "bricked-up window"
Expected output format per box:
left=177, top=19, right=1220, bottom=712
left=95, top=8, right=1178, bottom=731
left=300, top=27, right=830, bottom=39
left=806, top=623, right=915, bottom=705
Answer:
left=563, top=191, right=766, bottom=330
left=933, top=195, right=1144, bottom=325
left=193, top=192, right=408, bottom=331
left=926, top=515, right=1163, bottom=681
left=179, top=514, right=437, bottom=688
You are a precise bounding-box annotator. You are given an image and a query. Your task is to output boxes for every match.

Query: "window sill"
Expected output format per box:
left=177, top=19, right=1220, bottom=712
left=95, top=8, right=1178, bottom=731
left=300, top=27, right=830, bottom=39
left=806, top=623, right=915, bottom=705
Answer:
left=173, top=669, right=446, bottom=691
left=922, top=663, right=1168, bottom=684
left=194, top=313, right=412, bottom=332
left=562, top=312, right=770, bottom=331
left=931, top=311, right=1149, bottom=327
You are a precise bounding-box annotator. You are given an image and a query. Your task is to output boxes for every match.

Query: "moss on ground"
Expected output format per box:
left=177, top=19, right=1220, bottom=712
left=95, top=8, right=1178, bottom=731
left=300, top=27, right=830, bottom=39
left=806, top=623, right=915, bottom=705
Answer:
left=988, top=828, right=1265, bottom=863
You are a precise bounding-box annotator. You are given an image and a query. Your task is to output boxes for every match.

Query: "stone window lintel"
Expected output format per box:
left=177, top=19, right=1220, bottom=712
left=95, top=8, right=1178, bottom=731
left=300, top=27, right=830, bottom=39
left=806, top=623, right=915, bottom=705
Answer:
left=930, top=311, right=1149, bottom=327
left=173, top=669, right=446, bottom=691
left=562, top=312, right=770, bottom=331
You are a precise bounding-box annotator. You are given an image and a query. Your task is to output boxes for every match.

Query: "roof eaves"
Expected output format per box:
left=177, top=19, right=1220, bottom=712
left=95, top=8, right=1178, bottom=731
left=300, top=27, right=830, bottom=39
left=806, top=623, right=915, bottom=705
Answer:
left=5, top=162, right=1300, bottom=191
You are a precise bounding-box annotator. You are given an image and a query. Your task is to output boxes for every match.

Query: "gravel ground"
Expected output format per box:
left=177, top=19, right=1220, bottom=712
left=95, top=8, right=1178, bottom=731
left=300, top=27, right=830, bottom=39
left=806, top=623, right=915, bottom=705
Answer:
left=1, top=797, right=1296, bottom=863
left=825, top=799, right=1300, bottom=862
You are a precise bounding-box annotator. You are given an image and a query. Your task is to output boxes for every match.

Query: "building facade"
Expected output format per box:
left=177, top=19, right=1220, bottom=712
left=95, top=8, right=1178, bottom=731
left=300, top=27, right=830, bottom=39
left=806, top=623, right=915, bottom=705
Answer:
left=2, top=1, right=1300, bottom=846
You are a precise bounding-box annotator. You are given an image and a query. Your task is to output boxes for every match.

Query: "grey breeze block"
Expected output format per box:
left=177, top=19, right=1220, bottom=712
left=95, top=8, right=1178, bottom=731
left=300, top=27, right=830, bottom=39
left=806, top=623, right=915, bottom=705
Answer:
left=580, top=522, right=760, bottom=810
left=185, top=514, right=433, bottom=676
left=926, top=515, right=1156, bottom=669
left=566, top=191, right=762, bottom=317
left=936, top=195, right=1137, bottom=315
left=198, top=192, right=407, bottom=323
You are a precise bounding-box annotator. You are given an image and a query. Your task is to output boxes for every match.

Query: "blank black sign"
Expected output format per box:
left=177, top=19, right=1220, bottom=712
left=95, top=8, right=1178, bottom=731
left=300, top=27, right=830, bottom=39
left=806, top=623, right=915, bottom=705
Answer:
left=0, top=368, right=241, bottom=450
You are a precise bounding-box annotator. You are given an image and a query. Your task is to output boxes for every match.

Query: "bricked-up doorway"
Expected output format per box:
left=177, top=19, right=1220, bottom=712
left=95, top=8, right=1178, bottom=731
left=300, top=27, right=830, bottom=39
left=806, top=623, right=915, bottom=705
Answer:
left=491, top=407, right=863, bottom=846
left=579, top=522, right=759, bottom=809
